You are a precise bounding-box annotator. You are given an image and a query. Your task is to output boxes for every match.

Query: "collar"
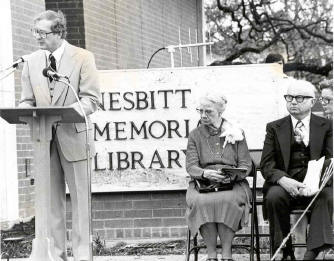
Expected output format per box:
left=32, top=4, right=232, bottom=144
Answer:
left=45, top=40, right=66, bottom=64
left=290, top=113, right=311, bottom=128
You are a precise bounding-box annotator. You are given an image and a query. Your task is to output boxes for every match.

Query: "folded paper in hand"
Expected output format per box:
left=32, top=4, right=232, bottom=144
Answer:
left=299, top=156, right=325, bottom=197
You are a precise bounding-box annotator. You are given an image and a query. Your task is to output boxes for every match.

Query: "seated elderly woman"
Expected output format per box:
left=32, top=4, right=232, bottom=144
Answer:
left=185, top=93, right=252, bottom=261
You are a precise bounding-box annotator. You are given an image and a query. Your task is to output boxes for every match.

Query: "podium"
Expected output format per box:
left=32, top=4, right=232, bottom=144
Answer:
left=0, top=107, right=84, bottom=261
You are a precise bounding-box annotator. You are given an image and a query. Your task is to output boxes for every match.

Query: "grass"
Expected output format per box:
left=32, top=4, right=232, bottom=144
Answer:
left=1, top=218, right=270, bottom=259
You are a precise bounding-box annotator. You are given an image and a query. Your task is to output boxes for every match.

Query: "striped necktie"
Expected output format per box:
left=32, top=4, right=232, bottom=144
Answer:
left=48, top=54, right=57, bottom=82
left=294, top=120, right=304, bottom=144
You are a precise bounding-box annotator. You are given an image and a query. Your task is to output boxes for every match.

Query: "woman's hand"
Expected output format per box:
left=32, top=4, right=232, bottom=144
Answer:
left=202, top=169, right=223, bottom=182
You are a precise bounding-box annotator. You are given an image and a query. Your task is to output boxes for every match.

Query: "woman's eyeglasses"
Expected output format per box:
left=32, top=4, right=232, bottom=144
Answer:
left=196, top=108, right=214, bottom=115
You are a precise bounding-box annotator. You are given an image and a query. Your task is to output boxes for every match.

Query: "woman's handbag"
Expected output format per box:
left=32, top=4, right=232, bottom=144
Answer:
left=194, top=166, right=247, bottom=193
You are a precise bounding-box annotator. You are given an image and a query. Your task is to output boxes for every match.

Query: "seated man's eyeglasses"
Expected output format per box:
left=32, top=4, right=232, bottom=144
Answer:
left=31, top=29, right=54, bottom=39
left=196, top=108, right=214, bottom=115
left=319, top=97, right=332, bottom=105
left=284, top=95, right=314, bottom=103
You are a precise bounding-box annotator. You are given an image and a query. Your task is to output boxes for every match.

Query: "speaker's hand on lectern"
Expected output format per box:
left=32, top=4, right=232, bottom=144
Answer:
left=18, top=102, right=34, bottom=108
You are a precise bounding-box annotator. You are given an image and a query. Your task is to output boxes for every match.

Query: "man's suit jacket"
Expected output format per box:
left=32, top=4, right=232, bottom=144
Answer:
left=260, top=114, right=333, bottom=194
left=19, top=41, right=101, bottom=162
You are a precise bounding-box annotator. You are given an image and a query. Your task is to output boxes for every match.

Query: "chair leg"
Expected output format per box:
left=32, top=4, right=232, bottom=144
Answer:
left=194, top=234, right=198, bottom=261
left=269, top=222, right=273, bottom=259
left=250, top=207, right=255, bottom=261
left=185, top=229, right=191, bottom=261
left=254, top=207, right=261, bottom=261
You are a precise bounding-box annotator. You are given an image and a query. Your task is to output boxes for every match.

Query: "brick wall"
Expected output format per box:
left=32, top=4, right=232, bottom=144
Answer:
left=10, top=0, right=205, bottom=238
left=11, top=0, right=46, bottom=218
left=67, top=190, right=188, bottom=240
left=45, top=0, right=86, bottom=48
left=65, top=189, right=268, bottom=241
left=83, top=0, right=202, bottom=70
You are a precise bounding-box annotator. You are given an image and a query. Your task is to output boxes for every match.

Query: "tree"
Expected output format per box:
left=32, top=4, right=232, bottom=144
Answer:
left=206, top=0, right=333, bottom=82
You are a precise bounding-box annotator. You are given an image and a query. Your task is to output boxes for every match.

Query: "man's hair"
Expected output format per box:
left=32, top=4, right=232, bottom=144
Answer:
left=319, top=79, right=333, bottom=91
left=265, top=53, right=285, bottom=65
left=34, top=10, right=67, bottom=39
left=287, top=78, right=316, bottom=97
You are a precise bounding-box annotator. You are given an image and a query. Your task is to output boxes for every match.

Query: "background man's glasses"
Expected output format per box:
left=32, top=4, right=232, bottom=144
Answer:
left=31, top=29, right=54, bottom=39
left=319, top=97, right=332, bottom=105
left=284, top=95, right=313, bottom=103
left=196, top=108, right=214, bottom=115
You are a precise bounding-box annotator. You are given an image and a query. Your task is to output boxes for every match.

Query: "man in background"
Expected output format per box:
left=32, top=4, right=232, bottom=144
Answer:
left=19, top=10, right=101, bottom=261
left=319, top=79, right=333, bottom=120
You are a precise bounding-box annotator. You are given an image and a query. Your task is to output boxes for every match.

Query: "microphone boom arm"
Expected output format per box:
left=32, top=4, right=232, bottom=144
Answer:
left=56, top=77, right=93, bottom=261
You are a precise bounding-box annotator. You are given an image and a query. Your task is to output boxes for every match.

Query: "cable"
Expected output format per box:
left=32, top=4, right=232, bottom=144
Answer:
left=57, top=77, right=94, bottom=261
left=146, top=47, right=166, bottom=69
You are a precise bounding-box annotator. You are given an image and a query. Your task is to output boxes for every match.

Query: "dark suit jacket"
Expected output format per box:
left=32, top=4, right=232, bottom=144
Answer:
left=260, top=114, right=332, bottom=195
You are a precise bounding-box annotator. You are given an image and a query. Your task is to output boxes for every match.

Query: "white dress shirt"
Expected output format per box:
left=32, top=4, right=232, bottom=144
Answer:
left=45, top=40, right=66, bottom=69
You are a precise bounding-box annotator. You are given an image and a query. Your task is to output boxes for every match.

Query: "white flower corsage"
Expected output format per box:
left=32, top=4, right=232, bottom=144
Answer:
left=219, top=120, right=244, bottom=148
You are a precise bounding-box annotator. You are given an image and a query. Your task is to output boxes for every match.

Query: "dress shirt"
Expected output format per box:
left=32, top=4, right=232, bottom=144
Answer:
left=45, top=40, right=66, bottom=69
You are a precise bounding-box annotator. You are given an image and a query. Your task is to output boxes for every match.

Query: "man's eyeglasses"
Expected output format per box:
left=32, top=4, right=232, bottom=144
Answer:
left=319, top=97, right=332, bottom=105
left=196, top=108, right=214, bottom=115
left=31, top=29, right=54, bottom=39
left=284, top=95, right=314, bottom=103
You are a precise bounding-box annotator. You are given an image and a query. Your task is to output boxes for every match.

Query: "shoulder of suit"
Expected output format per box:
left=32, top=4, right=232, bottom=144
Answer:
left=25, top=49, right=45, bottom=62
left=66, top=42, right=94, bottom=58
left=311, top=113, right=332, bottom=127
left=266, top=115, right=290, bottom=128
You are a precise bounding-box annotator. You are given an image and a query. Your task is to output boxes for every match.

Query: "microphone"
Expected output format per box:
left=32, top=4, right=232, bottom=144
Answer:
left=3, top=55, right=29, bottom=70
left=12, top=57, right=26, bottom=68
left=42, top=68, right=68, bottom=81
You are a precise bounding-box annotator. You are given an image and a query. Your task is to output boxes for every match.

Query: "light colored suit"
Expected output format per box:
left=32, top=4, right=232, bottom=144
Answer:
left=20, top=41, right=101, bottom=261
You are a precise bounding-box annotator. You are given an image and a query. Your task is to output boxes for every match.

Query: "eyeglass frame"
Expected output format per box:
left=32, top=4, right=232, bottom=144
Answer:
left=196, top=108, right=216, bottom=115
left=319, top=96, right=332, bottom=105
left=284, top=95, right=314, bottom=103
left=31, top=29, right=55, bottom=39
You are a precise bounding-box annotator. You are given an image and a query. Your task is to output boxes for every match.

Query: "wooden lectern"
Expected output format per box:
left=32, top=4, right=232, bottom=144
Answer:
left=0, top=107, right=84, bottom=261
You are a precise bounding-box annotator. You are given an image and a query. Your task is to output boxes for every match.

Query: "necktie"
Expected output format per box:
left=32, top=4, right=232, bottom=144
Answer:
left=294, top=120, right=304, bottom=144
left=49, top=54, right=57, bottom=82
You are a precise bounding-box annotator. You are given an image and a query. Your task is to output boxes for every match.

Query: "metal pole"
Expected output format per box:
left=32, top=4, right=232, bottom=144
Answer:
left=178, top=27, right=183, bottom=67
left=270, top=161, right=333, bottom=261
left=58, top=78, right=93, bottom=261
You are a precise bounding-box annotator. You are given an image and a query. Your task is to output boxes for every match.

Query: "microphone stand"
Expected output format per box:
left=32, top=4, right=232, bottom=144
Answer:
left=271, top=160, right=333, bottom=261
left=0, top=67, right=16, bottom=81
left=0, top=60, right=22, bottom=81
left=56, top=77, right=93, bottom=261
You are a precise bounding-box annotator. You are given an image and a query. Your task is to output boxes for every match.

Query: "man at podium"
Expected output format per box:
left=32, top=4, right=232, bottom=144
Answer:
left=19, top=10, right=101, bottom=261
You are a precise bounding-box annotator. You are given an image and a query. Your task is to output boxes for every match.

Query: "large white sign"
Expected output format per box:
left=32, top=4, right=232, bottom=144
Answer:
left=91, top=64, right=288, bottom=192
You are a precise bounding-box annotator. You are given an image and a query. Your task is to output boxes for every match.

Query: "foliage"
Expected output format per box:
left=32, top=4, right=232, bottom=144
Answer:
left=205, top=0, right=333, bottom=82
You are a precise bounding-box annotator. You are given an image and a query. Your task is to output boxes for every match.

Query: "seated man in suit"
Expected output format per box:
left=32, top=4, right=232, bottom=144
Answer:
left=260, top=79, right=333, bottom=260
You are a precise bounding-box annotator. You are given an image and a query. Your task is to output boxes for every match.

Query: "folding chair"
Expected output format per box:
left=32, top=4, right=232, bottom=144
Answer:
left=185, top=157, right=261, bottom=261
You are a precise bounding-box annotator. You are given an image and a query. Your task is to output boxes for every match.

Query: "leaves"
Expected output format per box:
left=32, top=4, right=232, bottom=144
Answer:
left=206, top=0, right=333, bottom=79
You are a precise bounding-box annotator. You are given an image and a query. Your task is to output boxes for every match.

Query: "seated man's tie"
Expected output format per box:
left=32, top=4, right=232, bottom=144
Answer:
left=294, top=120, right=305, bottom=145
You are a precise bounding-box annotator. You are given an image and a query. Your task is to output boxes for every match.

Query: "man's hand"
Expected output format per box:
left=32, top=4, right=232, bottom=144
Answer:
left=277, top=176, right=306, bottom=197
left=203, top=169, right=224, bottom=182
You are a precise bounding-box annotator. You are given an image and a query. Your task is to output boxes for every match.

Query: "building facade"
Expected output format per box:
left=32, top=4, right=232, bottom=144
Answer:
left=1, top=0, right=205, bottom=240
